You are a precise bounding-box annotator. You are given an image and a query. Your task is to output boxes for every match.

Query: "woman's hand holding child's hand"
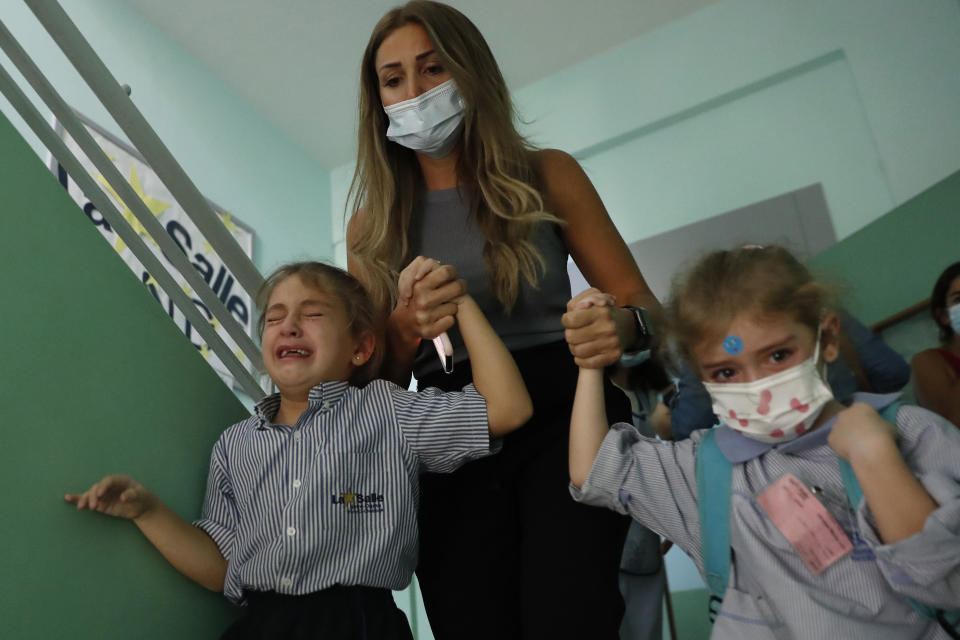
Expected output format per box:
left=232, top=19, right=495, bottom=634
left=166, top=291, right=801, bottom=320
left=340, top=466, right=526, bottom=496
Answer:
left=563, top=288, right=624, bottom=368
left=65, top=474, right=158, bottom=521
left=828, top=402, right=898, bottom=463
left=393, top=256, right=467, bottom=342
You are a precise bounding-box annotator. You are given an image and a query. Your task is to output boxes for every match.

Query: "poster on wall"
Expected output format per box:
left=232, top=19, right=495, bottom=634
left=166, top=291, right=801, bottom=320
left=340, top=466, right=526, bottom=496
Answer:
left=47, top=112, right=259, bottom=395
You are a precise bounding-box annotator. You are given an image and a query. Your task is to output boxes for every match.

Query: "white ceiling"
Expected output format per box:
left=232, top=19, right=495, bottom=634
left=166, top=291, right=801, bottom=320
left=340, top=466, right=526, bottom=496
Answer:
left=123, top=0, right=714, bottom=169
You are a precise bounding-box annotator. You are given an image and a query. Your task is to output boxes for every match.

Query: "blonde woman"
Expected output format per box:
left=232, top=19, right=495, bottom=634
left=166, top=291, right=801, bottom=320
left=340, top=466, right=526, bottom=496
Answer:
left=347, top=3, right=661, bottom=638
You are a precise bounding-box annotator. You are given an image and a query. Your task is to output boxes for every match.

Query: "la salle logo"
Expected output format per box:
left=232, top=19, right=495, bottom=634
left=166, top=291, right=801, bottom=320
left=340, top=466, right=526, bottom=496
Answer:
left=331, top=490, right=385, bottom=514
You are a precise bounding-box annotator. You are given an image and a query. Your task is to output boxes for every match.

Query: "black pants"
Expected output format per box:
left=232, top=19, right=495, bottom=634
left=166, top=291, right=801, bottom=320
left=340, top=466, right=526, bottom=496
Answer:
left=416, top=341, right=631, bottom=640
left=221, top=586, right=413, bottom=640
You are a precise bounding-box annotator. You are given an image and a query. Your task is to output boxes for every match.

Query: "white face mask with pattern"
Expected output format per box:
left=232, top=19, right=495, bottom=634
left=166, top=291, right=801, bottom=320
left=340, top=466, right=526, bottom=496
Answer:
left=384, top=79, right=464, bottom=158
left=702, top=333, right=834, bottom=444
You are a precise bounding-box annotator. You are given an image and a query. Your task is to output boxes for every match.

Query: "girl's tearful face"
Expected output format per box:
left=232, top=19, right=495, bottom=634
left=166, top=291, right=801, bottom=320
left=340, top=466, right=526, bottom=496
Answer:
left=261, top=275, right=369, bottom=394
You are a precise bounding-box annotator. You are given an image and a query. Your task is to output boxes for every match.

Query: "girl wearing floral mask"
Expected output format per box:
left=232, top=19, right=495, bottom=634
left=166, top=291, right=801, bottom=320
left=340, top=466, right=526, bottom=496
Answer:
left=569, top=245, right=960, bottom=639
left=911, top=261, right=960, bottom=427
left=346, top=2, right=662, bottom=638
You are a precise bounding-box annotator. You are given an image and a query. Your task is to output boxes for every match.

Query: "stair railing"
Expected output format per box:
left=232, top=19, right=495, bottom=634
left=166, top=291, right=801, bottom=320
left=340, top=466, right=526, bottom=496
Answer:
left=0, top=2, right=268, bottom=399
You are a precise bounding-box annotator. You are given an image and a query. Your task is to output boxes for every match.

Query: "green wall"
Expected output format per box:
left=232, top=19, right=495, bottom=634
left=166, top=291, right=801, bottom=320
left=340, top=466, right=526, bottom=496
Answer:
left=0, top=107, right=248, bottom=636
left=809, top=169, right=960, bottom=326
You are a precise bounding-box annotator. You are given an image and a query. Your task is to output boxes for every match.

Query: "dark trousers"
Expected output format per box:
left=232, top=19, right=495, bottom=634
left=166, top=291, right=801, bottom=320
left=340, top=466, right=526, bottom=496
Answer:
left=221, top=585, right=413, bottom=640
left=416, top=341, right=631, bottom=640
left=619, top=521, right=666, bottom=640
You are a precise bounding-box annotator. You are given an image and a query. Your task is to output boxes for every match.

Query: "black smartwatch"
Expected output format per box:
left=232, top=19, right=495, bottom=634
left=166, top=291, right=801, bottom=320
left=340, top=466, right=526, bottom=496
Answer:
left=660, top=382, right=679, bottom=409
left=620, top=305, right=654, bottom=366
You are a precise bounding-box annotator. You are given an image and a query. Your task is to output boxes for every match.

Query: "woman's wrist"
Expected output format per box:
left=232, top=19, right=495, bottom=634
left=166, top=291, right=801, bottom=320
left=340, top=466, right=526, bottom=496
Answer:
left=611, top=306, right=638, bottom=352
left=619, top=305, right=655, bottom=353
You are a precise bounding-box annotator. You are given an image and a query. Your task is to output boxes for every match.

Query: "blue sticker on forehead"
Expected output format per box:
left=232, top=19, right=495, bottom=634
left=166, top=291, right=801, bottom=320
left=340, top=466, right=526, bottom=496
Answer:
left=722, top=335, right=743, bottom=354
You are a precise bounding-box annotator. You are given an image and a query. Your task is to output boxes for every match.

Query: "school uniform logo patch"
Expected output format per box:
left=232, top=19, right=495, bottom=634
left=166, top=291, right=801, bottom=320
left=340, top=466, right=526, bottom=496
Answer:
left=331, top=490, right=385, bottom=514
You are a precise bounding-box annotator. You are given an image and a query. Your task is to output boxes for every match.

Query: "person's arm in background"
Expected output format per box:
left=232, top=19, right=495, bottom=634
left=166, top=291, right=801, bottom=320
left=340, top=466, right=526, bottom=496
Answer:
left=912, top=349, right=960, bottom=427
left=650, top=401, right=673, bottom=440
left=667, top=361, right=718, bottom=441
left=837, top=310, right=911, bottom=394
left=609, top=356, right=674, bottom=437
left=541, top=150, right=661, bottom=369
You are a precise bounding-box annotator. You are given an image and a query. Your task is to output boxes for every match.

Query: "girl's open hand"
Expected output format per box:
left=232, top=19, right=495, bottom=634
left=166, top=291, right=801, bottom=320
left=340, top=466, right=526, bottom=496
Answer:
left=828, top=402, right=898, bottom=463
left=394, top=256, right=466, bottom=341
left=65, top=474, right=157, bottom=521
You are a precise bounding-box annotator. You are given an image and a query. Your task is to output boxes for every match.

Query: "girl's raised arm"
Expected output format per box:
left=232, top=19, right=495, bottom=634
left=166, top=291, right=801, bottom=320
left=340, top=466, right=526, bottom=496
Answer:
left=566, top=288, right=618, bottom=487
left=455, top=293, right=532, bottom=435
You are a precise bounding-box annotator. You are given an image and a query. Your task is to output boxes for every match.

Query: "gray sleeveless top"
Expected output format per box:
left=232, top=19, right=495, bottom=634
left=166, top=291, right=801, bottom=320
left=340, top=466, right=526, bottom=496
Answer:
left=409, top=186, right=571, bottom=378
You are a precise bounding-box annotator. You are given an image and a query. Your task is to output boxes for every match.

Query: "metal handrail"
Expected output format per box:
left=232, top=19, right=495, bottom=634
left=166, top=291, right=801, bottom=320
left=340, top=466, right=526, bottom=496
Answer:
left=0, top=19, right=264, bottom=377
left=22, top=0, right=263, bottom=303
left=0, top=59, right=266, bottom=399
left=0, top=0, right=272, bottom=399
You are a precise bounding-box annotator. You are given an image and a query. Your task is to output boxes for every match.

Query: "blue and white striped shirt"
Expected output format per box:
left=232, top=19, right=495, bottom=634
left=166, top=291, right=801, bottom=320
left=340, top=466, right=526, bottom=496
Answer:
left=193, top=379, right=491, bottom=603
left=574, top=393, right=960, bottom=639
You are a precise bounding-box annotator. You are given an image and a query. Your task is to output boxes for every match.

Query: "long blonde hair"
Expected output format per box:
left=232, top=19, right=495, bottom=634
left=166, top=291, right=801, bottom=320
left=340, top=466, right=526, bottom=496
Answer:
left=347, top=0, right=561, bottom=315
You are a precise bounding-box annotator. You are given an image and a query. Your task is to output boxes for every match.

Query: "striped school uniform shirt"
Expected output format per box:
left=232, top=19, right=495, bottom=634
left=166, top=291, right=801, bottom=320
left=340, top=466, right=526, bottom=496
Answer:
left=194, top=379, right=491, bottom=603
left=572, top=393, right=960, bottom=639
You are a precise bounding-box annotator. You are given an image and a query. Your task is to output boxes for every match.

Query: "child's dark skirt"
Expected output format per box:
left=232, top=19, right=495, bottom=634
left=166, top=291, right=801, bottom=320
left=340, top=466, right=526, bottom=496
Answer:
left=221, top=585, right=413, bottom=639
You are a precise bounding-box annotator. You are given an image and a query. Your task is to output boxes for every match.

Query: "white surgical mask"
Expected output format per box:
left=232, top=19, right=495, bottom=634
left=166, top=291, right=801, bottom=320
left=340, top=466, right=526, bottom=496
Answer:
left=703, top=336, right=834, bottom=444
left=384, top=79, right=464, bottom=158
left=950, top=304, right=960, bottom=335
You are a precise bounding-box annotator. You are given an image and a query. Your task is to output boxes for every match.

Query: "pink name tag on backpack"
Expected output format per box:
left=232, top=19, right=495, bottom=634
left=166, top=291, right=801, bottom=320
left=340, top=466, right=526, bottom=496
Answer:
left=757, top=473, right=852, bottom=575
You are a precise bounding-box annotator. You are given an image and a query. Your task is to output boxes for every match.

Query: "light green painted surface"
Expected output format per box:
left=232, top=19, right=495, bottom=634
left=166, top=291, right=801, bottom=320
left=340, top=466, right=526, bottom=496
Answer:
left=664, top=589, right=713, bottom=640
left=0, top=101, right=248, bottom=637
left=578, top=51, right=892, bottom=245
left=809, top=169, right=960, bottom=326
left=515, top=0, right=960, bottom=213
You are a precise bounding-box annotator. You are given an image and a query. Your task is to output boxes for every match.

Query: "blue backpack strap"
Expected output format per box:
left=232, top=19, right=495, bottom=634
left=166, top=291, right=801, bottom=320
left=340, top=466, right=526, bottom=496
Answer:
left=837, top=458, right=863, bottom=510
left=879, top=400, right=902, bottom=426
left=697, top=429, right=733, bottom=603
left=837, top=402, right=960, bottom=637
left=935, top=611, right=960, bottom=639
